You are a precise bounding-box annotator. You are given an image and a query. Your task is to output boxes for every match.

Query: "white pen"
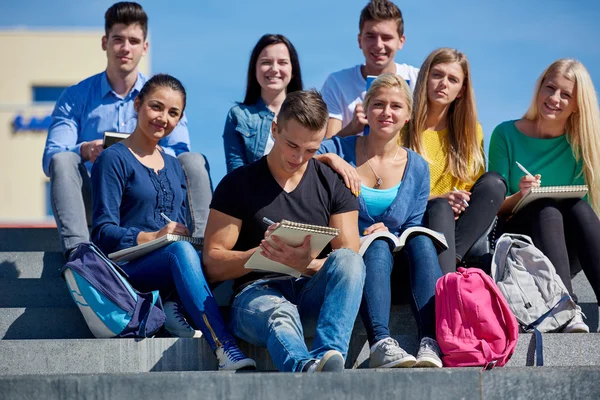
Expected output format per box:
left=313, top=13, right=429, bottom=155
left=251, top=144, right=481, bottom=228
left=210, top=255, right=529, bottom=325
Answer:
left=160, top=212, right=172, bottom=224
left=453, top=186, right=469, bottom=207
left=515, top=161, right=534, bottom=177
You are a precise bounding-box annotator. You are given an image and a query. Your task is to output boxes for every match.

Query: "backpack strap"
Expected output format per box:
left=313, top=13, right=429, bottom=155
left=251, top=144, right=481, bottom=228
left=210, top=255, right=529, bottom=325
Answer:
left=524, top=295, right=571, bottom=366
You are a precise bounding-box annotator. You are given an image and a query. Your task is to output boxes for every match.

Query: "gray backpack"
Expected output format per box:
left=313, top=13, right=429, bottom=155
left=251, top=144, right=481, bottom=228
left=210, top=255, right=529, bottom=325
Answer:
left=490, top=233, right=578, bottom=333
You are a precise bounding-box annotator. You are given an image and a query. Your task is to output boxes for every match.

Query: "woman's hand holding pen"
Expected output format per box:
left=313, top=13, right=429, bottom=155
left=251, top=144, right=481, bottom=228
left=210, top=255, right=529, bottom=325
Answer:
left=156, top=222, right=189, bottom=239
left=440, top=189, right=471, bottom=219
left=518, top=174, right=542, bottom=197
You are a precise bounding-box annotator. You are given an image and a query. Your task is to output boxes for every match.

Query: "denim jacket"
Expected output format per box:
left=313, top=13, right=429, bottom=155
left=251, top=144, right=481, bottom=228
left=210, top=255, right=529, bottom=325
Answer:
left=318, top=136, right=431, bottom=236
left=223, top=98, right=275, bottom=173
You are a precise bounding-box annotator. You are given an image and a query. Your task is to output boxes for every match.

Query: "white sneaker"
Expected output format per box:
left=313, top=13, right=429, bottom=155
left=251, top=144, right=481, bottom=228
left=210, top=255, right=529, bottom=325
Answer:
left=216, top=341, right=257, bottom=371
left=163, top=301, right=203, bottom=338
left=415, top=337, right=443, bottom=368
left=368, top=337, right=416, bottom=368
left=563, top=310, right=590, bottom=333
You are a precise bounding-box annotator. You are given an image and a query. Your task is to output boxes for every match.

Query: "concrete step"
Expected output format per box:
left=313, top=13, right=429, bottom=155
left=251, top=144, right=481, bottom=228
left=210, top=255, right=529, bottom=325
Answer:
left=0, top=251, right=64, bottom=279
left=0, top=228, right=61, bottom=252
left=1, top=334, right=599, bottom=375
left=0, top=308, right=92, bottom=339
left=1, top=368, right=600, bottom=400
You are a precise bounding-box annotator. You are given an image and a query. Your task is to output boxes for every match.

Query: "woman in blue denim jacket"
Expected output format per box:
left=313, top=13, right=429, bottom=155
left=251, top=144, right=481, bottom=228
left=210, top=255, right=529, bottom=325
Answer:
left=317, top=74, right=443, bottom=369
left=223, top=34, right=303, bottom=173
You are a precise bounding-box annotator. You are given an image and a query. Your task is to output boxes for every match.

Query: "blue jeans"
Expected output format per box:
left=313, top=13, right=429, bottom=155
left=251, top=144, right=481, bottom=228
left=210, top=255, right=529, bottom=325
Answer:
left=360, top=235, right=442, bottom=345
left=120, top=241, right=233, bottom=351
left=229, top=248, right=365, bottom=372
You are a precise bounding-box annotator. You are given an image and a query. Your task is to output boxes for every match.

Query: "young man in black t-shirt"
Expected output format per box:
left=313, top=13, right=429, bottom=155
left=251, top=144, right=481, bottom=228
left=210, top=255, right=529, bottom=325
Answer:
left=203, top=90, right=366, bottom=372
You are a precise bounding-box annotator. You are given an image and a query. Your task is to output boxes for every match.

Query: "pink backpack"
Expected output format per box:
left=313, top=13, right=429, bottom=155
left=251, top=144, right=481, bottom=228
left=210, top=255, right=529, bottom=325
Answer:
left=436, top=267, right=519, bottom=368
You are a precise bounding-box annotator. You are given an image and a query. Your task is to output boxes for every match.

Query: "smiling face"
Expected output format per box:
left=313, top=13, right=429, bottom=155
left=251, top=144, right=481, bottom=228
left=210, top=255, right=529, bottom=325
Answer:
left=102, top=23, right=148, bottom=76
left=134, top=87, right=184, bottom=143
left=358, top=19, right=405, bottom=74
left=426, top=61, right=465, bottom=108
left=270, top=118, right=325, bottom=175
left=255, top=43, right=293, bottom=96
left=366, top=86, right=410, bottom=138
left=536, top=73, right=577, bottom=124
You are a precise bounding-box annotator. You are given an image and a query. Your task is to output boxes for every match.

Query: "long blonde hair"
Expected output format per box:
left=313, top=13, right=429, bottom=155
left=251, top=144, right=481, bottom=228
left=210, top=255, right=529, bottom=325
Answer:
left=404, top=48, right=484, bottom=184
left=524, top=58, right=600, bottom=214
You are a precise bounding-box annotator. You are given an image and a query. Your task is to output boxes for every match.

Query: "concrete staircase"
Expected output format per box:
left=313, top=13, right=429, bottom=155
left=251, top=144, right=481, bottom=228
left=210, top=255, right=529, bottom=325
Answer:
left=1, top=227, right=599, bottom=399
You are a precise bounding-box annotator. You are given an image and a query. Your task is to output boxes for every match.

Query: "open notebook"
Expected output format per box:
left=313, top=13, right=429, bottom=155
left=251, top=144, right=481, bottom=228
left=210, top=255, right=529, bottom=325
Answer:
left=108, top=234, right=203, bottom=262
left=512, top=185, right=588, bottom=214
left=244, top=220, right=339, bottom=278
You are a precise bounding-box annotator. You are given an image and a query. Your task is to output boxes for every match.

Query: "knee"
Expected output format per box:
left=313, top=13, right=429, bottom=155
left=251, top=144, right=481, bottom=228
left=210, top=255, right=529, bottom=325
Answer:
left=427, top=198, right=454, bottom=218
left=268, top=301, right=301, bottom=331
left=324, top=248, right=366, bottom=283
left=165, top=241, right=202, bottom=271
left=475, top=171, right=507, bottom=199
left=530, top=198, right=561, bottom=216
left=363, top=239, right=394, bottom=269
left=178, top=152, right=209, bottom=174
left=49, top=152, right=81, bottom=178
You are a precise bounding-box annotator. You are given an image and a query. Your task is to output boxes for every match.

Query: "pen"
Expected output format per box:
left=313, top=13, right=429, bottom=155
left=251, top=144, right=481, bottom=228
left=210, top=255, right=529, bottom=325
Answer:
left=453, top=186, right=469, bottom=207
left=515, top=161, right=534, bottom=177
left=262, top=217, right=276, bottom=226
left=160, top=212, right=172, bottom=223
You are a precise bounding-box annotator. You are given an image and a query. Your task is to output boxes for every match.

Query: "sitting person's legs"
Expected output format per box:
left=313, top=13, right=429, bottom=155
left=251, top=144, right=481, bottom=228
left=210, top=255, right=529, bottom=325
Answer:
left=230, top=248, right=365, bottom=372
left=425, top=198, right=456, bottom=274
left=454, top=171, right=506, bottom=260
left=121, top=241, right=254, bottom=369
left=401, top=234, right=443, bottom=368
left=360, top=238, right=418, bottom=368
left=49, top=152, right=92, bottom=258
left=178, top=152, right=213, bottom=239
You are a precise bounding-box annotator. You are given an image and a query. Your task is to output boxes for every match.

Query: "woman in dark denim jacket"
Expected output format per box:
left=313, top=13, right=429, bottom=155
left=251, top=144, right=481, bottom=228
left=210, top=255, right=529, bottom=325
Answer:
left=223, top=34, right=303, bottom=173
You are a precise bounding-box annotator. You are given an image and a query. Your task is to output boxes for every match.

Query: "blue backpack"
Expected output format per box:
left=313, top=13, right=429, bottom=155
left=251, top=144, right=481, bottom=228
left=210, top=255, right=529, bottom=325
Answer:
left=61, top=242, right=165, bottom=338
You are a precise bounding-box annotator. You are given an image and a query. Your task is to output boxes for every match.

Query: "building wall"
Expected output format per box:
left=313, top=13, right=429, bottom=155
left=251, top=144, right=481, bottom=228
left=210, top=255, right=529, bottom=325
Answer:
left=0, top=30, right=150, bottom=221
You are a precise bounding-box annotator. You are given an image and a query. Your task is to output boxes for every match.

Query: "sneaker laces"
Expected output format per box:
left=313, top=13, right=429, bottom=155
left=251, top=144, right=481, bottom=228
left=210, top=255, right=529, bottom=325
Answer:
left=171, top=303, right=188, bottom=325
left=420, top=337, right=440, bottom=353
left=222, top=341, right=247, bottom=362
left=380, top=337, right=403, bottom=354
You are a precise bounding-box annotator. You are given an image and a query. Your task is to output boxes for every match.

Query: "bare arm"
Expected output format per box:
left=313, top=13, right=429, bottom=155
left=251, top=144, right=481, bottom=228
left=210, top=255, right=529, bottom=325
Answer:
left=202, top=209, right=256, bottom=283
left=330, top=210, right=360, bottom=252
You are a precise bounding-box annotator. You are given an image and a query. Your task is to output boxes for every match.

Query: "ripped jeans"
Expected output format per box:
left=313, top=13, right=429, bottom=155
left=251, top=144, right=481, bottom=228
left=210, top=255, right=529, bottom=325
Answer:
left=228, top=249, right=366, bottom=372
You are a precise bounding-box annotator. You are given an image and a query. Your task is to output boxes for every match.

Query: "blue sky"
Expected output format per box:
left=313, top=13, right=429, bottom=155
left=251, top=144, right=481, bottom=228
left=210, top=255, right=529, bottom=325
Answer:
left=2, top=0, right=599, bottom=184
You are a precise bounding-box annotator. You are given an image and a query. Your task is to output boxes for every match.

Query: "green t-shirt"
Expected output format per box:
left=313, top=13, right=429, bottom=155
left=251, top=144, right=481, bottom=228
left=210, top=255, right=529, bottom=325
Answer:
left=488, top=120, right=584, bottom=196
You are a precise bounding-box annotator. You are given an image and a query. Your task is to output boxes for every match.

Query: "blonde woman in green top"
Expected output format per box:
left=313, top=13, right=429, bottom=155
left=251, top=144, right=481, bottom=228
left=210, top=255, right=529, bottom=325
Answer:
left=489, top=58, right=600, bottom=333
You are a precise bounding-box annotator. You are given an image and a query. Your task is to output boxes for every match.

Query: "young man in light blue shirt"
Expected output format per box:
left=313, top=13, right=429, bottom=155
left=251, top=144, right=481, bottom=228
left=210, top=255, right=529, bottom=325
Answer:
left=43, top=2, right=212, bottom=259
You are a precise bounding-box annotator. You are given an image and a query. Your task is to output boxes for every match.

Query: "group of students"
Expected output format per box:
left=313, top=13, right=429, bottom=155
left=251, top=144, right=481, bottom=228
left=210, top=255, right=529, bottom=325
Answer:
left=42, top=0, right=600, bottom=373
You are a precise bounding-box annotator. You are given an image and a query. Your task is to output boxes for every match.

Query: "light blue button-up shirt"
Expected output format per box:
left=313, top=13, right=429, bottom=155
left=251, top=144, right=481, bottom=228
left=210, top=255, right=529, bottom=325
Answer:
left=42, top=71, right=190, bottom=177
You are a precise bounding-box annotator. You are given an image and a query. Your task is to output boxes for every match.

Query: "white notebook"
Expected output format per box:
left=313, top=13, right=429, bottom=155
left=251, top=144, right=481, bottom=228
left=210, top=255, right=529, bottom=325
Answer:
left=108, top=234, right=202, bottom=262
left=512, top=185, right=588, bottom=214
left=358, top=227, right=448, bottom=256
left=244, top=220, right=339, bottom=278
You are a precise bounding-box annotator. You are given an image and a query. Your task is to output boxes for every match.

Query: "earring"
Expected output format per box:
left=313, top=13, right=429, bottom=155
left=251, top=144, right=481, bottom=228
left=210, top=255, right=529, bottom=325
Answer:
left=405, top=119, right=409, bottom=124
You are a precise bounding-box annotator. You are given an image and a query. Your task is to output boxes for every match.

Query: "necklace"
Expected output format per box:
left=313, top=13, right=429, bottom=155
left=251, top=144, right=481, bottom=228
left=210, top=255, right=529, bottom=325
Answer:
left=363, top=139, right=401, bottom=189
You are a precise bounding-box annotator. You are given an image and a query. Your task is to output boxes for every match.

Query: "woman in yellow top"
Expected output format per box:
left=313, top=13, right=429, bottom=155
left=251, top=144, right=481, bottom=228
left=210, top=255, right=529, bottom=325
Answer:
left=403, top=48, right=507, bottom=274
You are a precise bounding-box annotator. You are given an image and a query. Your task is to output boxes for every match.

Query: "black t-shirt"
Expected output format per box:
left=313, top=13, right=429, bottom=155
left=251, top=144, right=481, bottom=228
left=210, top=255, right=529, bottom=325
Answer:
left=210, top=156, right=358, bottom=290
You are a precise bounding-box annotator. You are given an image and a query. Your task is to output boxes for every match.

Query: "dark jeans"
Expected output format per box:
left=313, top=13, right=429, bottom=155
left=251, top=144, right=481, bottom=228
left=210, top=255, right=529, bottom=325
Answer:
left=425, top=172, right=507, bottom=274
left=359, top=235, right=442, bottom=345
left=121, top=241, right=234, bottom=350
left=504, top=197, right=600, bottom=305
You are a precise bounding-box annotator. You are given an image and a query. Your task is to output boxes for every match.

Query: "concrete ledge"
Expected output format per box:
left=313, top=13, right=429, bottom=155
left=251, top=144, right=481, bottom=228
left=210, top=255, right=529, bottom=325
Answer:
left=2, top=334, right=600, bottom=375
left=1, top=368, right=599, bottom=400
left=0, top=308, right=92, bottom=339
left=0, top=228, right=61, bottom=252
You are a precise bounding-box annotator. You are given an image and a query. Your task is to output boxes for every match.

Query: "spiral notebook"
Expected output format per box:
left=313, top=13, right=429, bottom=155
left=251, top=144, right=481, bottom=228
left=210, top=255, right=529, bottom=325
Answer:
left=108, top=234, right=203, bottom=262
left=512, top=185, right=588, bottom=213
left=244, top=220, right=340, bottom=278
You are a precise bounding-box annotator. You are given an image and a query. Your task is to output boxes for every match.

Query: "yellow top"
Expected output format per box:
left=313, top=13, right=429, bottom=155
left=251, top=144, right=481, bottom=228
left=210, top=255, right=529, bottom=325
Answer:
left=422, top=124, right=485, bottom=196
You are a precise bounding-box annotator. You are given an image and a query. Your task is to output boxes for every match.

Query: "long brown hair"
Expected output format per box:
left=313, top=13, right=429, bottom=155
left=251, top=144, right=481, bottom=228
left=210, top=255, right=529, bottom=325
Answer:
left=524, top=59, right=600, bottom=214
left=404, top=48, right=484, bottom=184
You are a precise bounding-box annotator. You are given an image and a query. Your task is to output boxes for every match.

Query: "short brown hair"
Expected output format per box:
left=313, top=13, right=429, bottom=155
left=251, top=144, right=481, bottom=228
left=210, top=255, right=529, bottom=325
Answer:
left=359, top=0, right=404, bottom=37
left=105, top=2, right=148, bottom=39
left=278, top=89, right=329, bottom=133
